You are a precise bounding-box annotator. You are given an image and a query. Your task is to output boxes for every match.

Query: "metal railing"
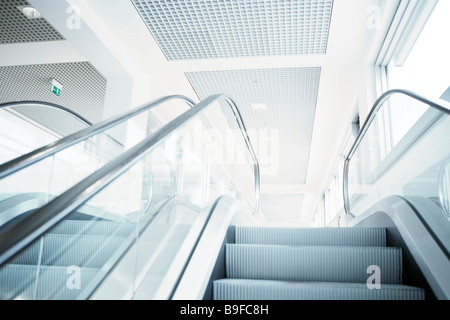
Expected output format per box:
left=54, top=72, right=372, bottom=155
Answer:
left=0, top=95, right=195, bottom=180
left=0, top=100, right=93, bottom=126
left=343, top=89, right=450, bottom=218
left=439, top=158, right=450, bottom=218
left=0, top=94, right=260, bottom=267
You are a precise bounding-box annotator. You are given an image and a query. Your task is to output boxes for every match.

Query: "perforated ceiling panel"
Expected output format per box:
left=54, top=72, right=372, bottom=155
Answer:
left=132, top=0, right=333, bottom=60
left=186, top=67, right=321, bottom=184
left=0, top=62, right=107, bottom=127
left=0, top=0, right=65, bottom=44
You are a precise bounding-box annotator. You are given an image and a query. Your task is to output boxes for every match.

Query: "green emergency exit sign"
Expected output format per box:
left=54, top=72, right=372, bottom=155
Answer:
left=51, top=79, right=62, bottom=97
left=51, top=84, right=61, bottom=96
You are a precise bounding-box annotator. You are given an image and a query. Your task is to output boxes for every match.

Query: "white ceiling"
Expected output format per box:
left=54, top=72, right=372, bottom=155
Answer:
left=5, top=0, right=400, bottom=224
left=0, top=0, right=65, bottom=44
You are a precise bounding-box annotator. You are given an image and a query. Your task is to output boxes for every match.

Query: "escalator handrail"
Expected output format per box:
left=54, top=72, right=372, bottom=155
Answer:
left=0, top=95, right=195, bottom=180
left=0, top=94, right=260, bottom=266
left=223, top=96, right=260, bottom=213
left=438, top=158, right=450, bottom=218
left=0, top=100, right=93, bottom=126
left=343, top=89, right=450, bottom=217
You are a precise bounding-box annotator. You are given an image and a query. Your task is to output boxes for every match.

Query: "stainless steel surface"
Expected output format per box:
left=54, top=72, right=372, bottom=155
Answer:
left=0, top=100, right=92, bottom=126
left=439, top=158, right=450, bottom=218
left=343, top=89, right=450, bottom=217
left=0, top=94, right=260, bottom=269
left=0, top=95, right=195, bottom=180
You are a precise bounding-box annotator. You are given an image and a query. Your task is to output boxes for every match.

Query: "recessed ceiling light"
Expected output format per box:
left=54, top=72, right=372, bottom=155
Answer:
left=17, top=6, right=42, bottom=19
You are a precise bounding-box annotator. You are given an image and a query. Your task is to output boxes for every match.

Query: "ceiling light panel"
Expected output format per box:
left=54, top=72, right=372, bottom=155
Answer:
left=18, top=5, right=42, bottom=19
left=0, top=0, right=65, bottom=44
left=132, top=0, right=333, bottom=60
left=186, top=67, right=321, bottom=184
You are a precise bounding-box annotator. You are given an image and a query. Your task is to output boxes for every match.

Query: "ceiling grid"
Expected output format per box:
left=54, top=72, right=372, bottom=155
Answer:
left=132, top=0, right=333, bottom=60
left=0, top=0, right=65, bottom=44
left=132, top=0, right=333, bottom=185
left=0, top=62, right=107, bottom=128
left=186, top=67, right=321, bottom=184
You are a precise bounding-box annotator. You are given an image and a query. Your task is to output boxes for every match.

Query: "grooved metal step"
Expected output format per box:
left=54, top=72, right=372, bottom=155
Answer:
left=48, top=220, right=137, bottom=237
left=213, top=226, right=426, bottom=300
left=0, top=264, right=100, bottom=300
left=226, top=244, right=403, bottom=284
left=0, top=214, right=193, bottom=300
left=214, top=279, right=425, bottom=300
left=48, top=220, right=191, bottom=241
left=235, top=226, right=386, bottom=247
left=9, top=234, right=127, bottom=268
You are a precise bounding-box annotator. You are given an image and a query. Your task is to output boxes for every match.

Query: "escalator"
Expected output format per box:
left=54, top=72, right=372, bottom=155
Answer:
left=152, top=89, right=450, bottom=300
left=341, top=89, right=450, bottom=299
left=1, top=209, right=192, bottom=300
left=0, top=89, right=449, bottom=300
left=0, top=101, right=95, bottom=230
left=179, top=89, right=450, bottom=301
left=0, top=94, right=260, bottom=300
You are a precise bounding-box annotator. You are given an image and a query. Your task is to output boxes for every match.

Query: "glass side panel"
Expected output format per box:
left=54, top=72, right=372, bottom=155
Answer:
left=0, top=96, right=257, bottom=300
left=346, top=93, right=450, bottom=251
left=0, top=105, right=89, bottom=164
left=0, top=99, right=192, bottom=229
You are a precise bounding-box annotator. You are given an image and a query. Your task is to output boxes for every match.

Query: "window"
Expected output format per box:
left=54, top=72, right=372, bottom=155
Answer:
left=388, top=0, right=450, bottom=100
left=316, top=115, right=359, bottom=227
left=386, top=0, right=450, bottom=147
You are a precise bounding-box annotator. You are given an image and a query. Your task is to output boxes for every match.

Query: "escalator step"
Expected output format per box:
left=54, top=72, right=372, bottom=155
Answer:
left=226, top=244, right=402, bottom=284
left=0, top=264, right=100, bottom=300
left=8, top=234, right=126, bottom=268
left=235, top=226, right=386, bottom=247
left=48, top=219, right=137, bottom=237
left=213, top=279, right=425, bottom=300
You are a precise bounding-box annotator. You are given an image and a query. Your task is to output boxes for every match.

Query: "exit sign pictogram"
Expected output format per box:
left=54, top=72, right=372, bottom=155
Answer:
left=51, top=79, right=63, bottom=97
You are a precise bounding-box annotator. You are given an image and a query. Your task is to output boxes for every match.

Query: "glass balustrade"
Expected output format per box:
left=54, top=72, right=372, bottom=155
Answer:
left=0, top=98, right=193, bottom=229
left=0, top=103, right=90, bottom=164
left=0, top=95, right=258, bottom=300
left=345, top=90, right=450, bottom=253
